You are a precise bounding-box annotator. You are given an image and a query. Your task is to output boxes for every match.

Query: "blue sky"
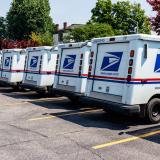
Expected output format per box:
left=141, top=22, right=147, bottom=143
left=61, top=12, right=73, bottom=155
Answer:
left=0, top=0, right=154, bottom=27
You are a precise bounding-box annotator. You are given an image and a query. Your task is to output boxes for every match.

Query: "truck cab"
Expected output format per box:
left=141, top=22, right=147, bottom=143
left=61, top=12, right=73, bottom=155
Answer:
left=85, top=34, right=160, bottom=123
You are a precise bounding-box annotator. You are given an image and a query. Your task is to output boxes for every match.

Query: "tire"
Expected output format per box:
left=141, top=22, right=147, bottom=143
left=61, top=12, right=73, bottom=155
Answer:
left=68, top=96, right=80, bottom=104
left=12, top=83, right=21, bottom=91
left=36, top=89, right=47, bottom=95
left=146, top=98, right=160, bottom=124
left=47, top=86, right=56, bottom=96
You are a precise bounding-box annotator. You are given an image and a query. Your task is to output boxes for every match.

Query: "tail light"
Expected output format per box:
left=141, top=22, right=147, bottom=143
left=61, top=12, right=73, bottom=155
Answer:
left=129, top=59, right=133, bottom=66
left=90, top=59, right=93, bottom=64
left=91, top=51, right=94, bottom=57
left=80, top=53, right=83, bottom=59
left=79, top=66, right=82, bottom=71
left=88, top=72, right=91, bottom=77
left=130, top=50, right=135, bottom=57
left=127, top=75, right=131, bottom=82
left=89, top=66, right=92, bottom=72
left=80, top=60, right=83, bottom=65
left=128, top=67, right=132, bottom=74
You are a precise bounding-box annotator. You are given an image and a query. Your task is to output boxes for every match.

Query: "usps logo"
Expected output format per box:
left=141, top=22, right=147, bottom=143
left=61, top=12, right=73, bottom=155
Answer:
left=101, top=52, right=123, bottom=72
left=4, top=57, right=10, bottom=67
left=30, top=56, right=39, bottom=68
left=63, top=55, right=76, bottom=69
left=154, top=54, right=160, bottom=72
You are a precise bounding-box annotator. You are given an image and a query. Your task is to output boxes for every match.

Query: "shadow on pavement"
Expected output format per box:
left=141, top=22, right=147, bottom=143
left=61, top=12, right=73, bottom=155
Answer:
left=1, top=86, right=160, bottom=145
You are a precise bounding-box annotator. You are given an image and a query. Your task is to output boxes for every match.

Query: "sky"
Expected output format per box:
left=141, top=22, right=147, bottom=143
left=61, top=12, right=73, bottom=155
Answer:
left=0, top=0, right=155, bottom=28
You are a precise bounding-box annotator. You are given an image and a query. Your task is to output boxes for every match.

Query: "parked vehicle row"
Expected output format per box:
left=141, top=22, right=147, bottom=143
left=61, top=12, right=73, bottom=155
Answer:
left=0, top=34, right=160, bottom=123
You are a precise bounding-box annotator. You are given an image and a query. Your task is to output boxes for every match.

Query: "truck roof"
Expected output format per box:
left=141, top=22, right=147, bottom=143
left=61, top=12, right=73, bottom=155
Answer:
left=58, top=41, right=90, bottom=49
left=92, top=34, right=160, bottom=44
left=26, top=46, right=53, bottom=52
left=2, top=48, right=25, bottom=53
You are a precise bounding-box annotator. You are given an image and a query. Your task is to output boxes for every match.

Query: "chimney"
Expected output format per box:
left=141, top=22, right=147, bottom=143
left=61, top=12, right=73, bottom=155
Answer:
left=55, top=24, right=59, bottom=32
left=63, top=22, right=67, bottom=30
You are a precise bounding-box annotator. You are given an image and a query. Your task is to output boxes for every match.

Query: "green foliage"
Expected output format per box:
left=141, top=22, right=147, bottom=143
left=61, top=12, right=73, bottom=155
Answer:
left=90, top=0, right=151, bottom=34
left=7, top=0, right=54, bottom=40
left=65, top=23, right=115, bottom=42
left=0, top=17, right=7, bottom=39
left=30, top=32, right=53, bottom=46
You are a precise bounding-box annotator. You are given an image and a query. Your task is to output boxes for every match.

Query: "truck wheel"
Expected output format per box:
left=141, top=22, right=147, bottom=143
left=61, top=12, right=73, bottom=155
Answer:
left=47, top=86, right=55, bottom=96
left=146, top=98, right=160, bottom=124
left=36, top=89, right=47, bottom=95
left=12, top=83, right=21, bottom=91
left=68, top=96, right=80, bottom=104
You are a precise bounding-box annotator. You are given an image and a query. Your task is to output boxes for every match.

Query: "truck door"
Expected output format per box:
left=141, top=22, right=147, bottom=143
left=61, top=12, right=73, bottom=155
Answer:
left=2, top=52, right=12, bottom=72
left=25, top=50, right=42, bottom=80
left=58, top=47, right=81, bottom=86
left=92, top=43, right=129, bottom=96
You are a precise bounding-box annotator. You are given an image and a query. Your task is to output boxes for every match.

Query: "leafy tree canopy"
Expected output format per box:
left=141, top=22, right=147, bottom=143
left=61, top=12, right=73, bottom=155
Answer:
left=65, top=23, right=115, bottom=42
left=90, top=0, right=151, bottom=35
left=147, top=0, right=160, bottom=35
left=0, top=17, right=7, bottom=39
left=7, top=0, right=54, bottom=40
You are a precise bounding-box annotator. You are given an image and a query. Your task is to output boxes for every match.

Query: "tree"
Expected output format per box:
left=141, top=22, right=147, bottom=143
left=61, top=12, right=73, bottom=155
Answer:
left=30, top=31, right=53, bottom=45
left=147, top=0, right=160, bottom=35
left=7, top=0, right=54, bottom=40
left=0, top=17, right=7, bottom=39
left=90, top=0, right=151, bottom=35
left=64, top=23, right=115, bottom=42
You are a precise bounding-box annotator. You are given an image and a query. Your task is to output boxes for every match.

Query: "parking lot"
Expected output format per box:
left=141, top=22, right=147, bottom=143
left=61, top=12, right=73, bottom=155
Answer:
left=0, top=86, right=159, bottom=160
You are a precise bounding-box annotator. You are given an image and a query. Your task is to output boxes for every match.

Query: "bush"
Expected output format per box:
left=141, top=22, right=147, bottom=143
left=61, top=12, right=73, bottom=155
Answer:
left=30, top=32, right=53, bottom=46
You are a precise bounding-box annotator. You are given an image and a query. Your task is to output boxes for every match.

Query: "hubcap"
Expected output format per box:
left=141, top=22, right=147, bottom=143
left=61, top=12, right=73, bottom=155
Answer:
left=152, top=105, right=160, bottom=117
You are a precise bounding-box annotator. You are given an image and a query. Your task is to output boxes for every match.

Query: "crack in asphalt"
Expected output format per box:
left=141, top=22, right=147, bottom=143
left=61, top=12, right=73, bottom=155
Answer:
left=0, top=139, right=37, bottom=149
left=7, top=123, right=48, bottom=138
left=63, top=135, right=105, bottom=160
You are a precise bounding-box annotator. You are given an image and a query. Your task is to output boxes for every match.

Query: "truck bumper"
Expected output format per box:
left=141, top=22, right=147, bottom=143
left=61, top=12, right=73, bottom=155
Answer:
left=82, top=97, right=141, bottom=115
left=53, top=88, right=84, bottom=97
left=22, top=83, right=47, bottom=91
left=0, top=79, right=18, bottom=87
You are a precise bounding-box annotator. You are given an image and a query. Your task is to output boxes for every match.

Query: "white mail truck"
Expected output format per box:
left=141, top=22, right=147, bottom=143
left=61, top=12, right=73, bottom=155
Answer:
left=0, top=49, right=26, bottom=89
left=22, top=46, right=58, bottom=94
left=85, top=34, right=160, bottom=123
left=53, top=42, right=91, bottom=102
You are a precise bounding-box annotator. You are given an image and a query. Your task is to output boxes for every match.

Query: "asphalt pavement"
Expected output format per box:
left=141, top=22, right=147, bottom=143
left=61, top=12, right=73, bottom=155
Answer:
left=0, top=86, right=159, bottom=160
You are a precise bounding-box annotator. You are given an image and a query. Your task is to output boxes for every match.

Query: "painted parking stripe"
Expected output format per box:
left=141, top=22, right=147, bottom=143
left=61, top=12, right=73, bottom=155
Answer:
left=28, top=108, right=103, bottom=121
left=92, top=130, right=160, bottom=150
left=2, top=97, right=66, bottom=107
left=25, top=97, right=66, bottom=102
left=4, top=101, right=28, bottom=106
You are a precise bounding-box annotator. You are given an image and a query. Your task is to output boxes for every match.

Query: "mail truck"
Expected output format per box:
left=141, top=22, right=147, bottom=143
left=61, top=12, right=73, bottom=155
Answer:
left=22, top=46, right=58, bottom=94
left=0, top=49, right=26, bottom=89
left=85, top=34, right=160, bottom=123
left=53, top=42, right=91, bottom=102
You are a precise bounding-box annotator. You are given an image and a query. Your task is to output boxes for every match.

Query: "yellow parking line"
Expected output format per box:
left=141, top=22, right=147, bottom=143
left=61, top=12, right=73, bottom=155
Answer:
left=4, top=101, right=28, bottom=107
left=25, top=97, right=66, bottom=102
left=28, top=108, right=103, bottom=121
left=3, top=97, right=65, bottom=107
left=92, top=130, right=160, bottom=150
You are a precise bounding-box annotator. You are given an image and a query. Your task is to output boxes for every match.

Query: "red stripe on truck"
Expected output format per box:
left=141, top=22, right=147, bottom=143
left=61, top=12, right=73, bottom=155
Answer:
left=90, top=75, right=160, bottom=82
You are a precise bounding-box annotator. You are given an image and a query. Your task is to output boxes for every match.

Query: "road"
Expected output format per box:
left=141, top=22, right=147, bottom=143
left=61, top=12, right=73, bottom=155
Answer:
left=0, top=86, right=159, bottom=160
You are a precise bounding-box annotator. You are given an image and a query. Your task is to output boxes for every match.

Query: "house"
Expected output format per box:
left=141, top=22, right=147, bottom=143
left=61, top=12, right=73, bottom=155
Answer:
left=53, top=22, right=84, bottom=45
